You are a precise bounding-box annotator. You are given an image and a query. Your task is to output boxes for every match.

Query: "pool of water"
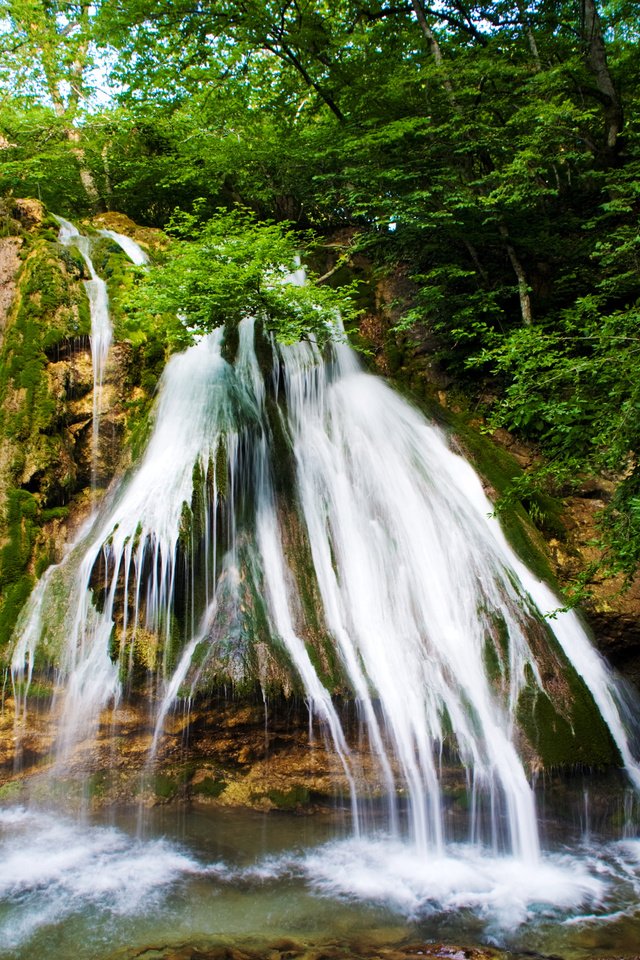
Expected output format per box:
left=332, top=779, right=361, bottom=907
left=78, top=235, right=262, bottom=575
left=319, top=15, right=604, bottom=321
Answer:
left=1, top=799, right=640, bottom=960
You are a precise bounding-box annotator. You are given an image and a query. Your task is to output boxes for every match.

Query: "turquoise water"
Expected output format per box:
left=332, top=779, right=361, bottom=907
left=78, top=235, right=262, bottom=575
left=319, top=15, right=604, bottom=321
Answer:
left=2, top=797, right=640, bottom=960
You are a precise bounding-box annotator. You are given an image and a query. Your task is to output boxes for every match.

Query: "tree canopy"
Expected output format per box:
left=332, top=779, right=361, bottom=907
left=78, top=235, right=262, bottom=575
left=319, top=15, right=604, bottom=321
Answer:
left=1, top=0, right=640, bottom=582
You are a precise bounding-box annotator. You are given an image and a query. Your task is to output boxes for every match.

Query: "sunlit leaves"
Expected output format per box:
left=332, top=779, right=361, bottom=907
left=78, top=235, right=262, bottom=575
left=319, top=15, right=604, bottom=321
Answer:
left=123, top=206, right=360, bottom=347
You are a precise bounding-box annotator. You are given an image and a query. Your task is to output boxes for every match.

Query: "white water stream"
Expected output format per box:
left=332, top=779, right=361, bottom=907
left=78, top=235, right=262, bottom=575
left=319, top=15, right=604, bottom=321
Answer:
left=55, top=218, right=113, bottom=487
left=11, top=220, right=150, bottom=741
left=98, top=228, right=150, bottom=266
left=6, top=245, right=640, bottom=953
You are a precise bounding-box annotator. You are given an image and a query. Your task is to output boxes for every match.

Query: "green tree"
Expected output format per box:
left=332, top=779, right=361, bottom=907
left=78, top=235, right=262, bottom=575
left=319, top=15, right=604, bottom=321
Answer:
left=0, top=0, right=102, bottom=206
left=124, top=206, right=360, bottom=347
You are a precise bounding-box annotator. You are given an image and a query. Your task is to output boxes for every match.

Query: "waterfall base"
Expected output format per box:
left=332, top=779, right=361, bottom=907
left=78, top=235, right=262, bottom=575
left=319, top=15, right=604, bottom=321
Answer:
left=2, top=799, right=640, bottom=960
left=2, top=686, right=632, bottom=824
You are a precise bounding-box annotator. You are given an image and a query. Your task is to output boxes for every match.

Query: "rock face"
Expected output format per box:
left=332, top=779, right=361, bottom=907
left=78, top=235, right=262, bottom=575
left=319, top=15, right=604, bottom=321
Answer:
left=552, top=489, right=640, bottom=687
left=1, top=685, right=390, bottom=810
left=108, top=937, right=504, bottom=960
left=0, top=237, right=22, bottom=346
left=0, top=205, right=164, bottom=651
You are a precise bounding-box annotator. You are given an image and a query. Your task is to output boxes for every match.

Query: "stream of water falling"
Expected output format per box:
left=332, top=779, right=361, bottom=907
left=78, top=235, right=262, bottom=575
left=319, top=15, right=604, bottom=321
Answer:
left=98, top=227, right=150, bottom=266
left=10, top=220, right=150, bottom=746
left=55, top=218, right=114, bottom=488
left=5, top=239, right=640, bottom=957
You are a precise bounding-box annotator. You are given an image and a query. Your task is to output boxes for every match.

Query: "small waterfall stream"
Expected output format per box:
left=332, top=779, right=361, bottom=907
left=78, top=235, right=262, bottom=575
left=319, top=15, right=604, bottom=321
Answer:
left=5, top=229, right=640, bottom=958
left=11, top=220, right=150, bottom=746
left=55, top=218, right=114, bottom=488
left=98, top=228, right=150, bottom=266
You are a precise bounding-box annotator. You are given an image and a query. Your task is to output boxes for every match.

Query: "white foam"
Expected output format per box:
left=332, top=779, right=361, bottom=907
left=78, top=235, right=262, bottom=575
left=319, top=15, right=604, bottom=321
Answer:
left=296, top=837, right=604, bottom=926
left=0, top=807, right=209, bottom=949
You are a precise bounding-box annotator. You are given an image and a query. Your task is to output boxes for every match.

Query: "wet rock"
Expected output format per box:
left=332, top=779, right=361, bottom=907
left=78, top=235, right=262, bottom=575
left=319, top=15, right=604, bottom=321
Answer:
left=12, top=197, right=46, bottom=230
left=0, top=236, right=21, bottom=342
left=106, top=941, right=505, bottom=960
left=92, top=211, right=166, bottom=254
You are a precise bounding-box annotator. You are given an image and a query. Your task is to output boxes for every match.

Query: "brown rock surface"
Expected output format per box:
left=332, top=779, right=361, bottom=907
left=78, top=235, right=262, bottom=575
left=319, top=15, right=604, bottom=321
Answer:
left=92, top=211, right=167, bottom=254
left=12, top=197, right=45, bottom=230
left=0, top=236, right=21, bottom=344
left=106, top=938, right=504, bottom=960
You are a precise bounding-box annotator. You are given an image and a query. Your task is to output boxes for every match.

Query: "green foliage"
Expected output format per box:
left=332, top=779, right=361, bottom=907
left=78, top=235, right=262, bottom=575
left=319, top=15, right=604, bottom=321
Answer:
left=468, top=239, right=640, bottom=578
left=0, top=490, right=37, bottom=649
left=124, top=207, right=360, bottom=346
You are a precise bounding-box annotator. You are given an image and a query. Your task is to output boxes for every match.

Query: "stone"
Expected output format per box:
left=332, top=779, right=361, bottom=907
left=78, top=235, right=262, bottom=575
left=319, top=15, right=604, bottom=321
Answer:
left=12, top=197, right=45, bottom=230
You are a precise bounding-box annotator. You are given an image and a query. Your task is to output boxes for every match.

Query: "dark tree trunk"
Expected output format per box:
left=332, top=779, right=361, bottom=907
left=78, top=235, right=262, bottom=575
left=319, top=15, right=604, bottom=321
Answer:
left=580, top=0, right=623, bottom=163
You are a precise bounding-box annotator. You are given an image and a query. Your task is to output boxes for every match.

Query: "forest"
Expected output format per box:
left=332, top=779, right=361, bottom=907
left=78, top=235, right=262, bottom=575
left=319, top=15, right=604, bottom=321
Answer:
left=1, top=0, right=639, bottom=584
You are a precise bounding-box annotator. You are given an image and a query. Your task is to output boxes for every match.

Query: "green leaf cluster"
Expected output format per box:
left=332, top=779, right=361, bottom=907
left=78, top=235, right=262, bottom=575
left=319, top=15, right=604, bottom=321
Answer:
left=123, top=207, right=360, bottom=348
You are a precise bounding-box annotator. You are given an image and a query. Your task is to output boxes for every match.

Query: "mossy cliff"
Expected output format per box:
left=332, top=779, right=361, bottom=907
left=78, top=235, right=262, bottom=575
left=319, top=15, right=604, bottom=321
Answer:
left=0, top=199, right=88, bottom=647
left=0, top=200, right=164, bottom=652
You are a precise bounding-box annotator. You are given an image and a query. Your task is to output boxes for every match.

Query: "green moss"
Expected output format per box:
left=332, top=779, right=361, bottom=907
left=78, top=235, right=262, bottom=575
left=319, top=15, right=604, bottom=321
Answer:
left=11, top=679, right=52, bottom=701
left=517, top=658, right=619, bottom=769
left=280, top=504, right=344, bottom=692
left=84, top=771, right=110, bottom=800
left=0, top=236, right=92, bottom=651
left=91, top=238, right=130, bottom=338
left=221, top=319, right=239, bottom=364
left=265, top=396, right=295, bottom=496
left=0, top=575, right=36, bottom=649
left=57, top=246, right=87, bottom=280
left=215, top=437, right=228, bottom=499
left=0, top=781, right=25, bottom=802
left=253, top=319, right=275, bottom=378
left=0, top=489, right=39, bottom=647
left=140, top=338, right=165, bottom=393
left=191, top=459, right=207, bottom=537
left=443, top=784, right=471, bottom=811
left=192, top=776, right=227, bottom=798
left=482, top=635, right=504, bottom=685
left=40, top=506, right=70, bottom=522
left=263, top=785, right=311, bottom=810
left=178, top=501, right=193, bottom=551
left=123, top=398, right=154, bottom=461
left=152, top=773, right=180, bottom=800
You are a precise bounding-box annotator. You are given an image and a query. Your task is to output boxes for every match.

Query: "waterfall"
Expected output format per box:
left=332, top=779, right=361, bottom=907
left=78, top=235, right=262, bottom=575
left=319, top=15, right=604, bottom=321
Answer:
left=97, top=228, right=150, bottom=266
left=55, top=218, right=112, bottom=488
left=9, top=287, right=640, bottom=862
left=53, top=218, right=149, bottom=488
left=280, top=336, right=544, bottom=860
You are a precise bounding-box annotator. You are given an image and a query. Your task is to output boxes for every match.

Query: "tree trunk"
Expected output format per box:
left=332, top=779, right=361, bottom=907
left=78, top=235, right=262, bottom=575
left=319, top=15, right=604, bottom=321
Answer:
left=411, top=1, right=534, bottom=325
left=66, top=127, right=102, bottom=207
left=515, top=0, right=541, bottom=71
left=266, top=42, right=345, bottom=122
left=580, top=0, right=623, bottom=162
left=500, top=224, right=533, bottom=326
left=410, top=0, right=457, bottom=107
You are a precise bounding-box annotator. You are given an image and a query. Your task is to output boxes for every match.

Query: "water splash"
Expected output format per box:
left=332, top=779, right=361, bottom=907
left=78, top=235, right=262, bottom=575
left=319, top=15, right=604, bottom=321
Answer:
left=4, top=803, right=640, bottom=959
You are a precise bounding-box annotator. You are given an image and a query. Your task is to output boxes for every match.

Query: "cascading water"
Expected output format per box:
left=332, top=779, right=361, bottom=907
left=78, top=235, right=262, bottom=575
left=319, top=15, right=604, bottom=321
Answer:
left=55, top=218, right=113, bottom=488
left=6, top=264, right=640, bottom=958
left=12, top=311, right=640, bottom=820
left=10, top=220, right=150, bottom=731
left=97, top=228, right=150, bottom=266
